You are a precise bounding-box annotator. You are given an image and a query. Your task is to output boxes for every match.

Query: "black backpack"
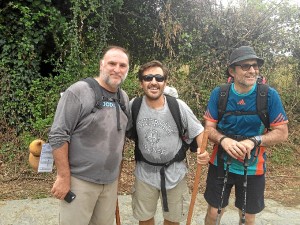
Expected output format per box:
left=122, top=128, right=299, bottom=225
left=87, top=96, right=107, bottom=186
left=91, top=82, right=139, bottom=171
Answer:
left=216, top=76, right=270, bottom=178
left=130, top=95, right=198, bottom=212
left=217, top=76, right=270, bottom=129
left=83, top=77, right=128, bottom=131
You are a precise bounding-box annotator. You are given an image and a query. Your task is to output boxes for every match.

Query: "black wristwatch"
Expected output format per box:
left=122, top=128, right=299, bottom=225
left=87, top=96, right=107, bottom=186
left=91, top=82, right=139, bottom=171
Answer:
left=249, top=135, right=262, bottom=147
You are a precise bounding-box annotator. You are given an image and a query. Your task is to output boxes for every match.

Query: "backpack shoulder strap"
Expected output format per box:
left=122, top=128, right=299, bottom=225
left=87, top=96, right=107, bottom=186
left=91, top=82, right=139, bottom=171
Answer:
left=83, top=77, right=128, bottom=131
left=83, top=77, right=128, bottom=115
left=256, top=83, right=270, bottom=129
left=166, top=95, right=199, bottom=152
left=165, top=95, right=184, bottom=136
left=218, top=83, right=231, bottom=122
left=83, top=77, right=103, bottom=98
left=131, top=96, right=143, bottom=161
left=131, top=97, right=143, bottom=138
left=117, top=89, right=128, bottom=116
left=82, top=77, right=104, bottom=112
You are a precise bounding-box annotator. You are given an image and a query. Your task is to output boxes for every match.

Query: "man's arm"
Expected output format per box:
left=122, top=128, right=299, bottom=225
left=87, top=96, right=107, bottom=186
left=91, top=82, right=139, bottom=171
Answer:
left=260, top=124, right=288, bottom=146
left=204, top=120, right=223, bottom=144
left=195, top=131, right=210, bottom=165
left=207, top=119, right=289, bottom=160
left=205, top=120, right=248, bottom=160
left=51, top=142, right=71, bottom=200
left=240, top=123, right=288, bottom=154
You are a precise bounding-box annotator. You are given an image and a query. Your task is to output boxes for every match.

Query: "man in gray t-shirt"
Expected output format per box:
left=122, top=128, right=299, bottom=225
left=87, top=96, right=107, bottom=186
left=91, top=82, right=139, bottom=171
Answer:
left=127, top=60, right=210, bottom=225
left=48, top=46, right=130, bottom=225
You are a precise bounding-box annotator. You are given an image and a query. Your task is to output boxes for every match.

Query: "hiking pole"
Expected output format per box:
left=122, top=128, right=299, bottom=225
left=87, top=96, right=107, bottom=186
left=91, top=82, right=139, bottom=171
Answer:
left=186, top=130, right=209, bottom=225
left=216, top=157, right=232, bottom=225
left=241, top=157, right=249, bottom=225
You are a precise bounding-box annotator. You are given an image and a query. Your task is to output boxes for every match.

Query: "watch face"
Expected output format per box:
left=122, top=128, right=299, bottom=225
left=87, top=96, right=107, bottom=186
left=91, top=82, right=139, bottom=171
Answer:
left=255, top=136, right=262, bottom=144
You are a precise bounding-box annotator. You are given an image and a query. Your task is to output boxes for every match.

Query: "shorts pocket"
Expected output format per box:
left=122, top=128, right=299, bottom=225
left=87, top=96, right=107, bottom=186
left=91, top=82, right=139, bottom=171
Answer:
left=181, top=192, right=190, bottom=218
left=164, top=190, right=190, bottom=222
left=131, top=187, right=136, bottom=211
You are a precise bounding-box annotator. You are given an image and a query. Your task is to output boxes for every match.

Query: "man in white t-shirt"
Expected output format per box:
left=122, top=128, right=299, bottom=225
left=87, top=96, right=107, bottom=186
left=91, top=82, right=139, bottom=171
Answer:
left=127, top=60, right=210, bottom=225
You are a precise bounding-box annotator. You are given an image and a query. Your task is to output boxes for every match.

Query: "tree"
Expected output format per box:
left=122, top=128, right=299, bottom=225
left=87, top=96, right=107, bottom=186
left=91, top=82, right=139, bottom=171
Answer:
left=0, top=0, right=123, bottom=134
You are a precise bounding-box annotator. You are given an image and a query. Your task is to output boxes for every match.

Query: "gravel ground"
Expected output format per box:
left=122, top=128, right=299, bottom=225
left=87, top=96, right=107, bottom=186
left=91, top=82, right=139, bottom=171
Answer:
left=0, top=195, right=300, bottom=225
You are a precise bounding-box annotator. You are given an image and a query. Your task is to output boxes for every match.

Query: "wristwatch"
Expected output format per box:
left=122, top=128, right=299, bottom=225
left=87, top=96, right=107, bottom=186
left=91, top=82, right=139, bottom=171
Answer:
left=249, top=135, right=262, bottom=147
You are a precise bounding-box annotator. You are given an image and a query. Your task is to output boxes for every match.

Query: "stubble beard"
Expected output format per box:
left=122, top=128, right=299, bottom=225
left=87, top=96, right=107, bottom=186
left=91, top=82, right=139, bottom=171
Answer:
left=238, top=75, right=257, bottom=88
left=102, top=73, right=124, bottom=90
left=145, top=85, right=163, bottom=100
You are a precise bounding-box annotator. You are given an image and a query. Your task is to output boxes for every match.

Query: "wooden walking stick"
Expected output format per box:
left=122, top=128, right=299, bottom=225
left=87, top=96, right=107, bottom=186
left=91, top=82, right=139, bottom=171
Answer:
left=115, top=198, right=121, bottom=225
left=186, top=130, right=209, bottom=225
left=115, top=158, right=124, bottom=225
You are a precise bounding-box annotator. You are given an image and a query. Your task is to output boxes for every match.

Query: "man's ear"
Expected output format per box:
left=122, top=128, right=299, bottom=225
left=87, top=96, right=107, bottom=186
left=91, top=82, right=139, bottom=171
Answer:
left=228, top=67, right=235, bottom=77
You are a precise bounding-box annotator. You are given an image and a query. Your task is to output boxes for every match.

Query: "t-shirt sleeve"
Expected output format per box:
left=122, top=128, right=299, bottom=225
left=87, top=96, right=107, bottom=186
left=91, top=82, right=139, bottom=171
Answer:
left=48, top=89, right=83, bottom=150
left=268, top=87, right=288, bottom=127
left=177, top=99, right=204, bottom=140
left=203, top=87, right=220, bottom=123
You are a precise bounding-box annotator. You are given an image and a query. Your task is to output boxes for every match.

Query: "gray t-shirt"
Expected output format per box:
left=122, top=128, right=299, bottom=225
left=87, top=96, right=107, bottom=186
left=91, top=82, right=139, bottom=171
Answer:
left=49, top=79, right=129, bottom=184
left=130, top=96, right=204, bottom=189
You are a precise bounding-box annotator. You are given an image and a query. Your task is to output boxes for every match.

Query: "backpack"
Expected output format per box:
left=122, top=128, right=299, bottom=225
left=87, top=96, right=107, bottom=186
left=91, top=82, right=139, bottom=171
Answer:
left=216, top=75, right=269, bottom=178
left=83, top=77, right=128, bottom=131
left=217, top=75, right=270, bottom=129
left=130, top=95, right=198, bottom=212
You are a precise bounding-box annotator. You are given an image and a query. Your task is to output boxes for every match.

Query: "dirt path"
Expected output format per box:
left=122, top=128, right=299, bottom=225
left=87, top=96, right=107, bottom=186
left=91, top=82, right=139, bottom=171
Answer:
left=1, top=195, right=300, bottom=225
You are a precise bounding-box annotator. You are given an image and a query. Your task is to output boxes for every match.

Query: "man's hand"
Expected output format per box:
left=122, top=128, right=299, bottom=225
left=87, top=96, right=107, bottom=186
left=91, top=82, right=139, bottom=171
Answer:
left=51, top=142, right=71, bottom=200
left=239, top=139, right=257, bottom=159
left=197, top=149, right=210, bottom=165
left=220, top=137, right=248, bottom=160
left=51, top=176, right=70, bottom=200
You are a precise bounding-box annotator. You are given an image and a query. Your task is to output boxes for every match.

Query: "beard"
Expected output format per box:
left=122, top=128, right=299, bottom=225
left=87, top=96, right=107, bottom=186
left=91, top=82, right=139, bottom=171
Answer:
left=102, top=72, right=127, bottom=89
left=144, top=84, right=164, bottom=100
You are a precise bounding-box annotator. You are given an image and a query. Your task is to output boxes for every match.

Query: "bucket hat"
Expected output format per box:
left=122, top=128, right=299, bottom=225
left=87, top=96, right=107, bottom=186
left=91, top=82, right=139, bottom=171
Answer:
left=229, top=46, right=264, bottom=66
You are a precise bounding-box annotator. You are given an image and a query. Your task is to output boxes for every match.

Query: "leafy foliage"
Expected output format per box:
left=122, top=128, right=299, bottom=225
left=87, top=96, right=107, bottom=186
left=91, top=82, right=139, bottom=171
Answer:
left=0, top=1, right=63, bottom=132
left=0, top=0, right=299, bottom=165
left=0, top=0, right=122, bottom=135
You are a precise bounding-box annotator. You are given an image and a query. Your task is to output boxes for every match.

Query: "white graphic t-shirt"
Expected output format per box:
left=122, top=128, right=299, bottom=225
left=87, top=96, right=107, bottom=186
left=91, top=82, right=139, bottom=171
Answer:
left=131, top=96, right=204, bottom=189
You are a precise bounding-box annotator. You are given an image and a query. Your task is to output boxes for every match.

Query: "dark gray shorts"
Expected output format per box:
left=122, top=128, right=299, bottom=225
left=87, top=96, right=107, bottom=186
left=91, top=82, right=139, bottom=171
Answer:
left=204, top=164, right=265, bottom=214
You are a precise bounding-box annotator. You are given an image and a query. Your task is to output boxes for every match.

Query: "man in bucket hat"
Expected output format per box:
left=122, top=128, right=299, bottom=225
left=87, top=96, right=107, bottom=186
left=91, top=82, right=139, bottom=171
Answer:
left=203, top=46, right=288, bottom=225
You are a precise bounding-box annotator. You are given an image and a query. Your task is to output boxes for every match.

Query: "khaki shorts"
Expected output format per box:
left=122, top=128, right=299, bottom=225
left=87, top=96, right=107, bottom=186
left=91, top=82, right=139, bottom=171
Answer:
left=59, top=176, right=118, bottom=225
left=131, top=176, right=190, bottom=223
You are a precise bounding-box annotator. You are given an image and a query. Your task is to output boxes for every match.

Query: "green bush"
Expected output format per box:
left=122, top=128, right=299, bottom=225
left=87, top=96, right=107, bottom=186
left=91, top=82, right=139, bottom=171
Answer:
left=0, top=0, right=299, bottom=169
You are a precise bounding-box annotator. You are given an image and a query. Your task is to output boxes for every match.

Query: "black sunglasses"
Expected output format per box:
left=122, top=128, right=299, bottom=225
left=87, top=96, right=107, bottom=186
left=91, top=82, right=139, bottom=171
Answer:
left=142, top=74, right=165, bottom=82
left=235, top=63, right=260, bottom=71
